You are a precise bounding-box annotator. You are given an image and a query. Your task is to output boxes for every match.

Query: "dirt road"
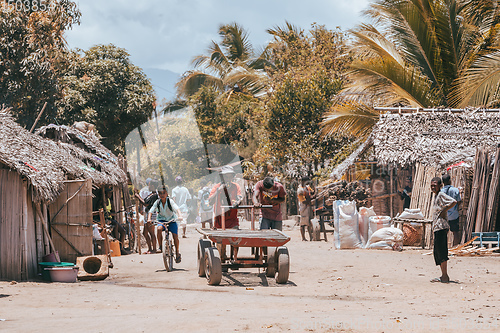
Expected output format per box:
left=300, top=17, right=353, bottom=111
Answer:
left=1, top=220, right=499, bottom=332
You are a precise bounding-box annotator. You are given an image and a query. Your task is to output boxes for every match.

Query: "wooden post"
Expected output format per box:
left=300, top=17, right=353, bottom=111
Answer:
left=390, top=165, right=394, bottom=218
left=134, top=202, right=142, bottom=255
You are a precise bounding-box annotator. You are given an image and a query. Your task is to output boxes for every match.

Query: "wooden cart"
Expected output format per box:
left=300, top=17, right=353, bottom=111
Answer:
left=196, top=205, right=291, bottom=285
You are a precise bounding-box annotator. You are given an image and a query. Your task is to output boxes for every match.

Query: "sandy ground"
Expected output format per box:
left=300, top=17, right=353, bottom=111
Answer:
left=1, top=220, right=499, bottom=333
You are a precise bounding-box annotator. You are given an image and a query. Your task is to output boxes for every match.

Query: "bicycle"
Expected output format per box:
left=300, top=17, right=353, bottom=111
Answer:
left=160, top=219, right=176, bottom=272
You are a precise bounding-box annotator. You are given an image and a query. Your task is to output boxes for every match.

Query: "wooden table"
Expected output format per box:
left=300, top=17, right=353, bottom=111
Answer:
left=393, top=218, right=433, bottom=249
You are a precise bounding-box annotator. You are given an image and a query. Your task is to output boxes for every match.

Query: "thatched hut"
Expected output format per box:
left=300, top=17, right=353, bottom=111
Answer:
left=36, top=124, right=130, bottom=257
left=0, top=110, right=92, bottom=280
left=329, top=109, right=500, bottom=240
left=0, top=108, right=130, bottom=280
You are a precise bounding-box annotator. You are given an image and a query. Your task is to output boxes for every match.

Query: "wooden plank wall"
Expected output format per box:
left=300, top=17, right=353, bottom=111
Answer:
left=49, top=179, right=93, bottom=263
left=0, top=169, right=39, bottom=281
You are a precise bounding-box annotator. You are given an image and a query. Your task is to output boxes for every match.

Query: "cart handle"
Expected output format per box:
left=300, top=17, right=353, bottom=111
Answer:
left=221, top=205, right=273, bottom=209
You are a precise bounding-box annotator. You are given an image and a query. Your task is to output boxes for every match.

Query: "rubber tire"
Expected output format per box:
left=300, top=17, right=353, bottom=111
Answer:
left=162, top=232, right=173, bottom=272
left=197, top=239, right=212, bottom=277
left=265, top=247, right=277, bottom=277
left=205, top=247, right=222, bottom=285
left=311, top=218, right=321, bottom=241
left=275, top=246, right=289, bottom=284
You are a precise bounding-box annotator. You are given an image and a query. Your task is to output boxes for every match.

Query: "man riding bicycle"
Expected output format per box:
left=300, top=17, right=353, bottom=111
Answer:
left=147, top=185, right=184, bottom=263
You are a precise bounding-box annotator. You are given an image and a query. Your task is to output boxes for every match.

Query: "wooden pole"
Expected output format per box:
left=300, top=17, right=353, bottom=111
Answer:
left=134, top=202, right=142, bottom=254
left=389, top=165, right=394, bottom=218
left=29, top=102, right=48, bottom=133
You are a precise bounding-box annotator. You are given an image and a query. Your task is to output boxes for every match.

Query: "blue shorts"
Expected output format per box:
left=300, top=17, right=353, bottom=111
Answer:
left=157, top=220, right=178, bottom=235
left=259, top=218, right=282, bottom=231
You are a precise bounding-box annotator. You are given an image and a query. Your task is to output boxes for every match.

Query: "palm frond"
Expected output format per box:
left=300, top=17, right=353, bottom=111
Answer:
left=450, top=51, right=500, bottom=107
left=321, top=102, right=380, bottom=139
left=219, top=23, right=252, bottom=62
left=175, top=71, right=223, bottom=98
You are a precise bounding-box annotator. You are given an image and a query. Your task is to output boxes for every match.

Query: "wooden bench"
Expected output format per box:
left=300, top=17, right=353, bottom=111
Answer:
left=471, top=232, right=500, bottom=248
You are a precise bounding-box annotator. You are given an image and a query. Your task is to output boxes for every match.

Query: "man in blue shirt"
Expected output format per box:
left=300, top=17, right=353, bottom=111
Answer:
left=441, top=174, right=462, bottom=246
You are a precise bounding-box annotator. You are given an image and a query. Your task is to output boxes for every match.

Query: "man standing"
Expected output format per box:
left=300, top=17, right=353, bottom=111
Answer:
left=209, top=166, right=242, bottom=230
left=198, top=180, right=213, bottom=228
left=398, top=176, right=412, bottom=210
left=172, top=176, right=191, bottom=238
left=430, top=177, right=457, bottom=284
left=441, top=174, right=462, bottom=246
left=297, top=176, right=315, bottom=241
left=252, top=177, right=286, bottom=230
left=139, top=178, right=158, bottom=253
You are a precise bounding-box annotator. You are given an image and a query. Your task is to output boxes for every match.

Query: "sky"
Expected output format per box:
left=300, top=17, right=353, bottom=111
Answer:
left=65, top=0, right=371, bottom=75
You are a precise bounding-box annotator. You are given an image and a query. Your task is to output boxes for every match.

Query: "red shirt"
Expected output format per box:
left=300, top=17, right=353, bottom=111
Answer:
left=254, top=180, right=286, bottom=221
left=210, top=182, right=241, bottom=229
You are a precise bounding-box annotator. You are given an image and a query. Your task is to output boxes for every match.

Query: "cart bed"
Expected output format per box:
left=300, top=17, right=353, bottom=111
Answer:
left=197, top=228, right=290, bottom=247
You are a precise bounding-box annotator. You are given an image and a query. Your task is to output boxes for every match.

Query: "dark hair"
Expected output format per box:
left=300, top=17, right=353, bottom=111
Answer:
left=431, top=177, right=442, bottom=185
left=442, top=174, right=451, bottom=185
left=301, top=176, right=310, bottom=182
left=263, top=177, right=274, bottom=189
left=157, top=184, right=169, bottom=193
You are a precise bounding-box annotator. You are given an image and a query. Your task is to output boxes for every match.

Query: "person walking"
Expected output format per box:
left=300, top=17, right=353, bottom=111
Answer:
left=430, top=177, right=457, bottom=284
left=297, top=176, right=315, bottom=241
left=198, top=181, right=213, bottom=228
left=441, top=174, right=462, bottom=246
left=252, top=176, right=286, bottom=230
left=171, top=176, right=191, bottom=238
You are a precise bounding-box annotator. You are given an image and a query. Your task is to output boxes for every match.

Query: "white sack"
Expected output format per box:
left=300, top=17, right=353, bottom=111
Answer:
left=333, top=201, right=363, bottom=249
left=398, top=208, right=425, bottom=220
left=358, top=206, right=376, bottom=245
left=366, top=227, right=404, bottom=251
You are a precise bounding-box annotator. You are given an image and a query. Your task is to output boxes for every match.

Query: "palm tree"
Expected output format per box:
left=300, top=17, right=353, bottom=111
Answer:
left=321, top=0, right=500, bottom=139
left=176, top=23, right=273, bottom=99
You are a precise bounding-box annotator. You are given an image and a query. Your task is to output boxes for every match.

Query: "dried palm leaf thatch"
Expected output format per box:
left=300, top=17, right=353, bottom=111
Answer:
left=372, top=112, right=500, bottom=169
left=36, top=124, right=126, bottom=187
left=0, top=109, right=84, bottom=203
left=0, top=108, right=127, bottom=203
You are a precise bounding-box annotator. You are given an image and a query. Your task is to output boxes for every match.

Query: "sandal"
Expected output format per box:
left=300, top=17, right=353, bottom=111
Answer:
left=430, top=277, right=449, bottom=283
left=175, top=253, right=182, bottom=263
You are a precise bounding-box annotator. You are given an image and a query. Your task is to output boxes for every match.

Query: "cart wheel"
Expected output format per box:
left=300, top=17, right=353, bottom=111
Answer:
left=275, top=246, right=289, bottom=284
left=162, top=232, right=173, bottom=272
left=265, top=247, right=277, bottom=277
left=311, top=219, right=321, bottom=241
left=197, top=239, right=212, bottom=277
left=204, top=247, right=222, bottom=285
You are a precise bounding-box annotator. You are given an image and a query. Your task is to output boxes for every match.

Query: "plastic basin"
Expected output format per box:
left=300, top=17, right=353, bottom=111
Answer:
left=45, top=266, right=79, bottom=283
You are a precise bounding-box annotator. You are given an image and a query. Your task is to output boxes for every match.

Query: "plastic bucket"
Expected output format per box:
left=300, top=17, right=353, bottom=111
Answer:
left=109, top=240, right=121, bottom=257
left=42, top=251, right=59, bottom=262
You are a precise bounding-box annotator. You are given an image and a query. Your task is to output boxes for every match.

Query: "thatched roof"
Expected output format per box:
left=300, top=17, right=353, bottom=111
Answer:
left=0, top=110, right=85, bottom=203
left=0, top=109, right=127, bottom=203
left=36, top=124, right=127, bottom=187
left=372, top=111, right=500, bottom=169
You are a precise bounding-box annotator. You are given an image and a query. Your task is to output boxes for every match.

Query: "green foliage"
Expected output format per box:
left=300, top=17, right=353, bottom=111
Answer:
left=261, top=24, right=350, bottom=176
left=189, top=86, right=265, bottom=160
left=0, top=0, right=80, bottom=127
left=56, top=44, right=155, bottom=153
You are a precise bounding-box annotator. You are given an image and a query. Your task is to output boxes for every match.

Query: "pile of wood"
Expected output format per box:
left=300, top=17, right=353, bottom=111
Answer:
left=424, top=237, right=500, bottom=256
left=462, top=145, right=500, bottom=242
left=321, top=180, right=371, bottom=207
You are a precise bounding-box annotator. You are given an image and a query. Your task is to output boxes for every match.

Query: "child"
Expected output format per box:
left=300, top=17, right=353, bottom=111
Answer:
left=430, top=177, right=457, bottom=283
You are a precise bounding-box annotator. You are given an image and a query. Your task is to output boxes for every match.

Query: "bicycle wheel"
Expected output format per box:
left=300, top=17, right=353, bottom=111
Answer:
left=162, top=231, right=174, bottom=272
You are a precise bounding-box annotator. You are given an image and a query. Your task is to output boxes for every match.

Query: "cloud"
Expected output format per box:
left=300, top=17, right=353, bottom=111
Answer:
left=66, top=0, right=369, bottom=74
